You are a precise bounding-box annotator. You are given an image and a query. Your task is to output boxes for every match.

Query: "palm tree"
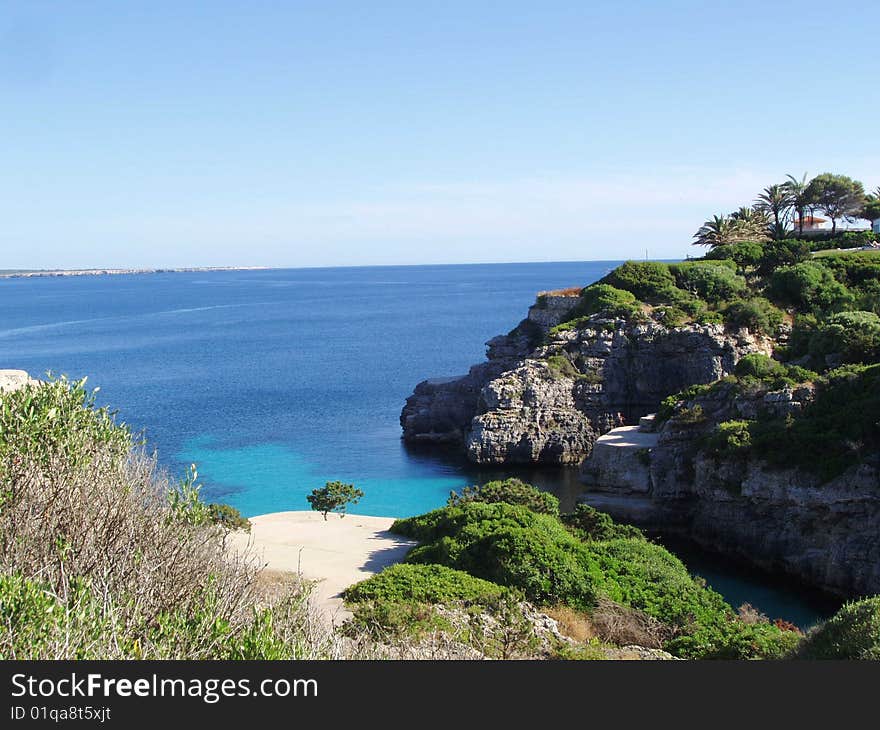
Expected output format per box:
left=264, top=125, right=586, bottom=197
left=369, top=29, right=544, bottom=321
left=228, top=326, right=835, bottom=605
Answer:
left=784, top=173, right=810, bottom=235
left=754, top=184, right=793, bottom=239
left=693, top=214, right=737, bottom=247
left=731, top=206, right=771, bottom=240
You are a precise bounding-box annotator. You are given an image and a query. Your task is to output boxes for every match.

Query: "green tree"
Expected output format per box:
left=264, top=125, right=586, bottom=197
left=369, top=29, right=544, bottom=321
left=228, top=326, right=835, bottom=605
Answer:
left=804, top=173, right=866, bottom=234
left=307, top=481, right=365, bottom=520
left=692, top=214, right=743, bottom=247
left=754, top=184, right=793, bottom=239
left=861, top=194, right=880, bottom=228
left=784, top=172, right=811, bottom=235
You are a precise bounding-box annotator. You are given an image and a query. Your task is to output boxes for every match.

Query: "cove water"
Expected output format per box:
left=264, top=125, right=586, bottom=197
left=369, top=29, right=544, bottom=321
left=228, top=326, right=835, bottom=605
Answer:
left=0, top=262, right=835, bottom=627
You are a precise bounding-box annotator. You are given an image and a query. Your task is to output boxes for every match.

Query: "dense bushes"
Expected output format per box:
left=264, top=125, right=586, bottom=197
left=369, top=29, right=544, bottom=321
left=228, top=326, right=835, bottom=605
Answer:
left=391, top=499, right=796, bottom=658
left=734, top=353, right=787, bottom=380
left=561, top=504, right=644, bottom=541
left=602, top=261, right=680, bottom=302
left=704, top=239, right=811, bottom=271
left=806, top=311, right=880, bottom=364
left=743, top=364, right=880, bottom=480
left=670, top=261, right=746, bottom=303
left=394, top=503, right=600, bottom=609
left=721, top=298, right=783, bottom=335
left=0, top=378, right=341, bottom=659
left=448, top=478, right=560, bottom=516
left=578, top=283, right=640, bottom=318
left=797, top=597, right=880, bottom=659
left=770, top=262, right=853, bottom=311
left=343, top=564, right=505, bottom=606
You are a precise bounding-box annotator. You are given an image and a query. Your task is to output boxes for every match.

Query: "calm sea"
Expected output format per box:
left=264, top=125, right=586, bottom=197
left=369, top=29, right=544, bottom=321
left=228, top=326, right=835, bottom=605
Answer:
left=0, top=262, right=836, bottom=626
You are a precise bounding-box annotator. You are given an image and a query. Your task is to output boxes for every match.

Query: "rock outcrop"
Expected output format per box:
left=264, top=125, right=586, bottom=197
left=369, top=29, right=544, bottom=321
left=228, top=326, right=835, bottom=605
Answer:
left=579, top=388, right=880, bottom=598
left=401, top=292, right=771, bottom=466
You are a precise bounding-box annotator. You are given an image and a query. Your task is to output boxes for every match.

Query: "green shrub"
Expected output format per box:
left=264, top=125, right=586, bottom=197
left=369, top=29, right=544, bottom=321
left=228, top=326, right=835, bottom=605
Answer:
left=207, top=503, right=251, bottom=532
left=392, top=496, right=795, bottom=659
left=704, top=240, right=766, bottom=268
left=667, top=616, right=802, bottom=660
left=798, top=597, right=880, bottom=659
left=855, top=279, right=880, bottom=315
left=561, top=504, right=644, bottom=541
left=448, top=478, right=560, bottom=516
left=395, top=503, right=601, bottom=609
left=670, top=262, right=747, bottom=303
left=706, top=420, right=753, bottom=456
left=657, top=383, right=712, bottom=422
left=578, top=284, right=639, bottom=317
left=721, top=298, right=783, bottom=335
left=769, top=262, right=854, bottom=311
left=549, top=285, right=643, bottom=333
left=546, top=354, right=580, bottom=379
left=343, top=563, right=505, bottom=606
left=696, top=310, right=724, bottom=325
left=734, top=353, right=787, bottom=380
left=602, top=261, right=679, bottom=303
left=455, top=526, right=600, bottom=609
left=808, top=311, right=880, bottom=364
left=0, top=377, right=341, bottom=660
left=657, top=305, right=688, bottom=328
left=748, top=364, right=880, bottom=480
left=757, top=239, right=812, bottom=270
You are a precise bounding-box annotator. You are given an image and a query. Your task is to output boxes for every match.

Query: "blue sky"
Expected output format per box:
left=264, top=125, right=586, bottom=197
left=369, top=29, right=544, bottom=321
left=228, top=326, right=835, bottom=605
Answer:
left=1, top=1, right=877, bottom=268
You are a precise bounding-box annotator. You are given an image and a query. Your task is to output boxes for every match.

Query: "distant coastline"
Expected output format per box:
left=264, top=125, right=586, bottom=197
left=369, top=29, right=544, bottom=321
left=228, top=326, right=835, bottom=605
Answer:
left=0, top=266, right=270, bottom=280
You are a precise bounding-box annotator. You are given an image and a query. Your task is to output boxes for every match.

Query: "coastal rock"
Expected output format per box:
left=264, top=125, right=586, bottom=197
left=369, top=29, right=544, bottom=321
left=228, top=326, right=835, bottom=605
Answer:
left=401, top=295, right=771, bottom=466
left=465, top=360, right=599, bottom=464
left=579, top=389, right=880, bottom=598
left=526, top=293, right=582, bottom=333
left=400, top=329, right=535, bottom=445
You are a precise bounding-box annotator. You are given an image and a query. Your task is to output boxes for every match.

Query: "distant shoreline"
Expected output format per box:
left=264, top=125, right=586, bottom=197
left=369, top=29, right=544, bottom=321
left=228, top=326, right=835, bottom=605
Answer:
left=0, top=266, right=270, bottom=280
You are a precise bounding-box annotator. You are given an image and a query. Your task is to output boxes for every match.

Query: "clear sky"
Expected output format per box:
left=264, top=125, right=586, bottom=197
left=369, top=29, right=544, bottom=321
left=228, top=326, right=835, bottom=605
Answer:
left=1, top=1, right=877, bottom=269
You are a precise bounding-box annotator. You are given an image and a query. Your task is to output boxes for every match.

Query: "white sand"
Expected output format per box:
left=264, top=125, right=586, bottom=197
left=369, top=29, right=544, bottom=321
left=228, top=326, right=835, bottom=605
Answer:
left=229, top=510, right=415, bottom=625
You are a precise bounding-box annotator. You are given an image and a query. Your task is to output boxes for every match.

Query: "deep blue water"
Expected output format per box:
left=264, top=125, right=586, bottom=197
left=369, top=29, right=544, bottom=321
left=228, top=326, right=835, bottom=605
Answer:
left=0, top=262, right=835, bottom=627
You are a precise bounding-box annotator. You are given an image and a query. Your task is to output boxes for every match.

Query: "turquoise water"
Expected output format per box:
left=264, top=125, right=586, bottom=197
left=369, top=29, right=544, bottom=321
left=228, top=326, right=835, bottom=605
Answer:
left=0, top=262, right=836, bottom=626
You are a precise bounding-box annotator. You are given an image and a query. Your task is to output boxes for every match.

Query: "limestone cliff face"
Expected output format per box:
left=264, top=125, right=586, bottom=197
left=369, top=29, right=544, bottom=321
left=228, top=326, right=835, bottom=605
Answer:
left=579, top=388, right=880, bottom=598
left=401, top=292, right=771, bottom=466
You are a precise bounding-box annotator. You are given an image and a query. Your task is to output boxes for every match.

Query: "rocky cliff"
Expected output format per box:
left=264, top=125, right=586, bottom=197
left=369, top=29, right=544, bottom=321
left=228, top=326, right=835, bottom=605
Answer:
left=401, top=291, right=771, bottom=466
left=580, top=385, right=880, bottom=598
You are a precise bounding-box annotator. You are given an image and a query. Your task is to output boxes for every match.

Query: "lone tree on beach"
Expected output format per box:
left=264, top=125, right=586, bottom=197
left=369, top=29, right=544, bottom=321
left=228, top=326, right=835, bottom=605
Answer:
left=307, top=481, right=365, bottom=520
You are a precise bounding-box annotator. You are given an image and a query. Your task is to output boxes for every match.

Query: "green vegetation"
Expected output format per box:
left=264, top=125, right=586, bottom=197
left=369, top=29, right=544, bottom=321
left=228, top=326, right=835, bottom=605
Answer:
left=546, top=354, right=580, bottom=379
left=694, top=171, right=872, bottom=243
left=734, top=353, right=787, bottom=380
left=769, top=262, right=853, bottom=311
left=343, top=563, right=505, bottom=605
left=560, top=503, right=644, bottom=541
left=0, top=377, right=344, bottom=659
left=798, top=597, right=880, bottom=659
left=307, top=480, right=365, bottom=520
left=669, top=261, right=746, bottom=303
left=448, top=477, right=560, bottom=516
left=602, top=261, right=678, bottom=302
left=720, top=298, right=783, bottom=336
left=381, top=495, right=798, bottom=659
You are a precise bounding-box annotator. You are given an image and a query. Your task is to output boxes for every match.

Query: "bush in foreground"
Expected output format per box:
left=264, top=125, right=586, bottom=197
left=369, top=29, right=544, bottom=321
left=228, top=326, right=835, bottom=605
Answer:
left=797, top=597, right=880, bottom=659
left=343, top=563, right=505, bottom=606
left=0, top=377, right=344, bottom=659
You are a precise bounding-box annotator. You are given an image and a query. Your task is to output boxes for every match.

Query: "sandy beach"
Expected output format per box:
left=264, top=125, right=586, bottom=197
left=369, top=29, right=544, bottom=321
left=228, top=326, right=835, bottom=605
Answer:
left=229, top=511, right=416, bottom=625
